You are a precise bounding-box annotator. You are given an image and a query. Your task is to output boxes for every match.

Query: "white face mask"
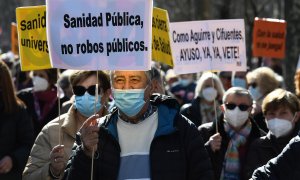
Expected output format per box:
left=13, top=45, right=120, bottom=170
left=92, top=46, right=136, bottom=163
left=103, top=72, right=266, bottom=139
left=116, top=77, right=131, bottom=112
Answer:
left=33, top=76, right=49, bottom=92
left=267, top=118, right=293, bottom=138
left=224, top=107, right=249, bottom=128
left=202, top=87, right=218, bottom=102
left=248, top=86, right=262, bottom=101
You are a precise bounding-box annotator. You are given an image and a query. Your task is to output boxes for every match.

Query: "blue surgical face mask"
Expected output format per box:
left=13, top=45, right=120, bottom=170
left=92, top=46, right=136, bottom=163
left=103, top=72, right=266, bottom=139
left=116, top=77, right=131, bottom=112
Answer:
left=112, top=88, right=146, bottom=117
left=179, top=79, right=191, bottom=87
left=232, top=78, right=247, bottom=88
left=248, top=86, right=262, bottom=101
left=75, top=92, right=102, bottom=117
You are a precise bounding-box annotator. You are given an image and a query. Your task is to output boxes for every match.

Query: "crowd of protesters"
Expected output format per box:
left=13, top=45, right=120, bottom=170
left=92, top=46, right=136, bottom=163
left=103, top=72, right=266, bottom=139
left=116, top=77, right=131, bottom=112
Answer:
left=1, top=50, right=300, bottom=180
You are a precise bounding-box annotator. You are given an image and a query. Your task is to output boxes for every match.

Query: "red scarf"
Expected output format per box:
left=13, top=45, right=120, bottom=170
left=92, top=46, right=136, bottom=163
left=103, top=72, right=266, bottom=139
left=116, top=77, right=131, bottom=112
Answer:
left=33, top=86, right=57, bottom=122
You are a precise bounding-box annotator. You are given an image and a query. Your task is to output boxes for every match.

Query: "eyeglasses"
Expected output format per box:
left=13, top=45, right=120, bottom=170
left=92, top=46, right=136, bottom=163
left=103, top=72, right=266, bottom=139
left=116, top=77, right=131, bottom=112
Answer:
left=73, top=85, right=101, bottom=96
left=225, top=103, right=250, bottom=111
left=248, top=82, right=257, bottom=88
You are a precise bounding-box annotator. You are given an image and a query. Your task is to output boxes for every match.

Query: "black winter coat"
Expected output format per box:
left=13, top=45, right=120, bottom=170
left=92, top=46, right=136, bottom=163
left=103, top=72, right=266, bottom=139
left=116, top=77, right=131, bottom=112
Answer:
left=17, top=88, right=68, bottom=137
left=180, top=97, right=203, bottom=127
left=0, top=106, right=34, bottom=180
left=245, top=121, right=300, bottom=179
left=251, top=134, right=300, bottom=180
left=180, top=97, right=222, bottom=128
left=198, top=116, right=264, bottom=180
left=63, top=94, right=214, bottom=180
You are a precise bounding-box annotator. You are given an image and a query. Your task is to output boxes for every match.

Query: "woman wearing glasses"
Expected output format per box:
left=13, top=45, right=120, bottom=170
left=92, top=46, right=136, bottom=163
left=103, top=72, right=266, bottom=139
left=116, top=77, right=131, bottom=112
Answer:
left=245, top=89, right=300, bottom=179
left=23, top=70, right=111, bottom=180
left=199, top=87, right=263, bottom=180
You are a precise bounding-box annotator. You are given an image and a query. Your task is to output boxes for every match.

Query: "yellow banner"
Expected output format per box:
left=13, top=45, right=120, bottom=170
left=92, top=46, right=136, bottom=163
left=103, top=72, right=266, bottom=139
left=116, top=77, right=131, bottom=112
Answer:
left=152, top=7, right=173, bottom=67
left=11, top=22, right=19, bottom=55
left=16, top=5, right=51, bottom=71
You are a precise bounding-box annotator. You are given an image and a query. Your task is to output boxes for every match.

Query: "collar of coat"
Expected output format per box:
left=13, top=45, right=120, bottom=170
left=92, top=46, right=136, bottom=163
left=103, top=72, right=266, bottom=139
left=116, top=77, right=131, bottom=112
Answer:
left=61, top=105, right=78, bottom=139
left=99, top=94, right=180, bottom=141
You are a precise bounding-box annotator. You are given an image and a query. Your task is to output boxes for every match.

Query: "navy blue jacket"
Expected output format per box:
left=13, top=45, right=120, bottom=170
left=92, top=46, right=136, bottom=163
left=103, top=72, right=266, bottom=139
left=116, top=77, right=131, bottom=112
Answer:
left=251, top=133, right=300, bottom=180
left=63, top=94, right=213, bottom=180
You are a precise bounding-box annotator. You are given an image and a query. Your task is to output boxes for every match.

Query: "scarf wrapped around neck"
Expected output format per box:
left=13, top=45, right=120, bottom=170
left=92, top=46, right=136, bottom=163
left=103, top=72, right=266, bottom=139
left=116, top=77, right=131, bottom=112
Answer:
left=33, top=86, right=57, bottom=122
left=220, top=120, right=252, bottom=180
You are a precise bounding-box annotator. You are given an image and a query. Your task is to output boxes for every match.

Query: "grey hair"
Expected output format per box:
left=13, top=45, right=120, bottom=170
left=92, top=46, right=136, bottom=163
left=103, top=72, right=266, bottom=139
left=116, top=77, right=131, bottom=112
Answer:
left=222, top=87, right=253, bottom=105
left=194, top=72, right=225, bottom=98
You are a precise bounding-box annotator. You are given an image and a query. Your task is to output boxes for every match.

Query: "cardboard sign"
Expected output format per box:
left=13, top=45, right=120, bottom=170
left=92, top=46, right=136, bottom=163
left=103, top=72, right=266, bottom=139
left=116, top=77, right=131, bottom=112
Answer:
left=170, top=19, right=246, bottom=75
left=16, top=5, right=52, bottom=71
left=11, top=23, right=19, bottom=55
left=252, top=18, right=286, bottom=59
left=46, top=0, right=152, bottom=70
left=152, top=7, right=173, bottom=67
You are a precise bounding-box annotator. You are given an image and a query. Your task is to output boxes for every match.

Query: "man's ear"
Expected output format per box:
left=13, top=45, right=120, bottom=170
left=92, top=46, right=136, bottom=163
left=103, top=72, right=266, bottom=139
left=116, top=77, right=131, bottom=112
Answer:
left=148, top=80, right=156, bottom=94
left=220, top=104, right=225, bottom=113
left=248, top=106, right=253, bottom=114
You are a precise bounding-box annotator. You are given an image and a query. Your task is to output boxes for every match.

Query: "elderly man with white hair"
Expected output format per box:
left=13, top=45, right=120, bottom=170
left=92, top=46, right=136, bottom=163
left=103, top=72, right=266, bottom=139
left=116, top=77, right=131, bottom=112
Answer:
left=199, top=87, right=263, bottom=180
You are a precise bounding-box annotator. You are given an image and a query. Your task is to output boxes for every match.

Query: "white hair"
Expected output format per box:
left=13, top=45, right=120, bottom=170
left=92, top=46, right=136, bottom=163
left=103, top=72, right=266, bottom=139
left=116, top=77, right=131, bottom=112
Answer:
left=222, top=87, right=253, bottom=105
left=194, top=72, right=225, bottom=98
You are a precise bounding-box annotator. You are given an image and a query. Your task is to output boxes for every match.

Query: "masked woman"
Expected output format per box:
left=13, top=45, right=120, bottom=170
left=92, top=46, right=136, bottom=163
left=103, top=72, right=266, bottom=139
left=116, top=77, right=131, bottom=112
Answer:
left=18, top=69, right=68, bottom=137
left=23, top=70, right=111, bottom=180
left=245, top=89, right=300, bottom=179
left=181, top=72, right=225, bottom=127
left=246, top=67, right=280, bottom=133
left=0, top=61, right=34, bottom=180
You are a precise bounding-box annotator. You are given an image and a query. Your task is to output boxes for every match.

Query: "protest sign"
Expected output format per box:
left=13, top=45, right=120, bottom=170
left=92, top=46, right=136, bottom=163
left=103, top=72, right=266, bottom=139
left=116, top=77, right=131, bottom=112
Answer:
left=152, top=7, right=173, bottom=67
left=16, top=5, right=52, bottom=71
left=46, top=0, right=152, bottom=70
left=170, top=19, right=246, bottom=75
left=11, top=23, right=19, bottom=55
left=252, top=18, right=286, bottom=59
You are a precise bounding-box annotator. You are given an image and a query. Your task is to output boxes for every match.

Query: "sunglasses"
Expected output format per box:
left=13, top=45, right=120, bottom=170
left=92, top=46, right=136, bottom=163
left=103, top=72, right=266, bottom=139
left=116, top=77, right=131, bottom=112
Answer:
left=73, top=85, right=101, bottom=96
left=225, top=103, right=250, bottom=111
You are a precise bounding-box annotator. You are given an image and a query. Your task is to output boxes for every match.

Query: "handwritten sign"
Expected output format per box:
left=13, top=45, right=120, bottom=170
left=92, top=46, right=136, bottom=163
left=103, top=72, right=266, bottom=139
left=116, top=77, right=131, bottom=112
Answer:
left=252, top=18, right=286, bottom=59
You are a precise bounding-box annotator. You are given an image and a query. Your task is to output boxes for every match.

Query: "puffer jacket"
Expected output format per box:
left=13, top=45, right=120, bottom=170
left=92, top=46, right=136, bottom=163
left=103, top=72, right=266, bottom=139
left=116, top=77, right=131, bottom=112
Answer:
left=251, top=133, right=300, bottom=180
left=63, top=94, right=214, bottom=180
left=23, top=106, right=79, bottom=180
left=0, top=105, right=34, bottom=180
